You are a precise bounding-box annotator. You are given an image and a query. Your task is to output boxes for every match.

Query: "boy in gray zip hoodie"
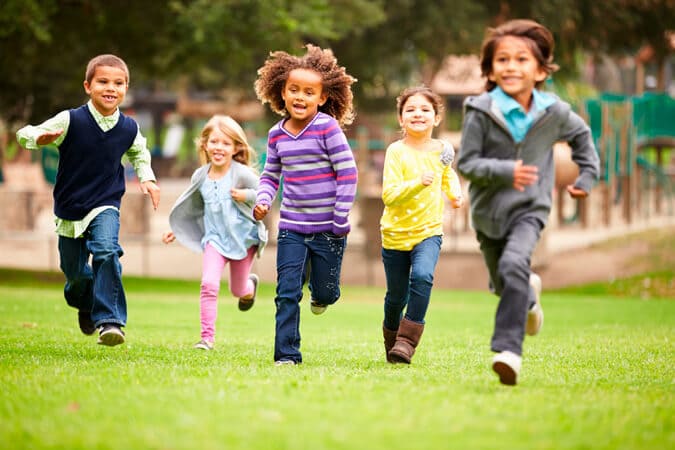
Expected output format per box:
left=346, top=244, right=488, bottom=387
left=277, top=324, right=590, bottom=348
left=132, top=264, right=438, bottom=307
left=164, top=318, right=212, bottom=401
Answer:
left=457, top=19, right=599, bottom=385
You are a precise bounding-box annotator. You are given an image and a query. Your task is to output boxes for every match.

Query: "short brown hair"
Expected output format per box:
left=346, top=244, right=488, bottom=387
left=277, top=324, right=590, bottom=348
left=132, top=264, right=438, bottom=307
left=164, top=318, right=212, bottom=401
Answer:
left=85, top=54, right=130, bottom=84
left=480, top=19, right=559, bottom=91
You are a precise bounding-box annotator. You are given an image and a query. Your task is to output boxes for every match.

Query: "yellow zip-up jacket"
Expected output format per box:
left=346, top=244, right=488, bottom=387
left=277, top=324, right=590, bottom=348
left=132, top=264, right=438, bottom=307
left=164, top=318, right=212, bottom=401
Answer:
left=380, top=140, right=462, bottom=250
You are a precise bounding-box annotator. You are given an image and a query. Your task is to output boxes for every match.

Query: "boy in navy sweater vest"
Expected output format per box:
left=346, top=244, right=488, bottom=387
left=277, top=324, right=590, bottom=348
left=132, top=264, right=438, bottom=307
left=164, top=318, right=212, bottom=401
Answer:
left=17, top=54, right=160, bottom=346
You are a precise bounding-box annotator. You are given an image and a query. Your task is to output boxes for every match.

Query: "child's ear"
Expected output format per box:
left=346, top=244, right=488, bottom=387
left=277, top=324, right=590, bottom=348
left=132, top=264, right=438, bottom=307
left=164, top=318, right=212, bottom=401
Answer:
left=319, top=91, right=328, bottom=106
left=83, top=80, right=91, bottom=95
left=535, top=67, right=548, bottom=83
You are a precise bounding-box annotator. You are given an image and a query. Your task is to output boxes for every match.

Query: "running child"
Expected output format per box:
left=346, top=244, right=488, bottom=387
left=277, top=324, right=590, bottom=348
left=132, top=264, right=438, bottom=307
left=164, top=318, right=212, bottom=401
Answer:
left=457, top=20, right=599, bottom=385
left=380, top=86, right=463, bottom=364
left=162, top=115, right=267, bottom=350
left=253, top=44, right=358, bottom=365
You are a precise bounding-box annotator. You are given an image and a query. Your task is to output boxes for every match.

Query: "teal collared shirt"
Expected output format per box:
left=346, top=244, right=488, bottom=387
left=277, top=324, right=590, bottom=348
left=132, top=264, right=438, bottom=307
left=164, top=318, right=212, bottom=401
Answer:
left=489, top=87, right=555, bottom=143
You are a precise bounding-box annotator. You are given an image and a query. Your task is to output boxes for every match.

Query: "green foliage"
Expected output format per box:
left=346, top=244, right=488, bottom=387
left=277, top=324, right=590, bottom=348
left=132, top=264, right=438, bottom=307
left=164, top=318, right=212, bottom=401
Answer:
left=0, top=270, right=674, bottom=449
left=2, top=0, right=672, bottom=126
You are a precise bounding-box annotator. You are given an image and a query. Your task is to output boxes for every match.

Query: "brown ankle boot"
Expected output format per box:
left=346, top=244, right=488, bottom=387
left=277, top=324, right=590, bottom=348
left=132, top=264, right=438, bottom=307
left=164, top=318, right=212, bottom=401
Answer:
left=388, top=318, right=424, bottom=364
left=382, top=323, right=398, bottom=363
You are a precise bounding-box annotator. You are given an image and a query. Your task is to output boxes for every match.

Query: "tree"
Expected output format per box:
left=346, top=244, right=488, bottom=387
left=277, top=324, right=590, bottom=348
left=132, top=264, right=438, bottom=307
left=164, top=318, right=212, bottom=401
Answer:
left=0, top=0, right=385, bottom=125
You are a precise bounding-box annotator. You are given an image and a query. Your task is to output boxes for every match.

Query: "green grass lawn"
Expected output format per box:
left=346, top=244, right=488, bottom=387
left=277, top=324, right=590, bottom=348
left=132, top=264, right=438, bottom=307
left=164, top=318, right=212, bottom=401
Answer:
left=0, top=269, right=673, bottom=450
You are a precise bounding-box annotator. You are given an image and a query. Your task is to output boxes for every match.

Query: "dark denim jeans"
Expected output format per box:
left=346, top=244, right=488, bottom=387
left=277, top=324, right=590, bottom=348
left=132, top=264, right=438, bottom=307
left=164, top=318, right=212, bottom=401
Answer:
left=476, top=216, right=543, bottom=356
left=381, top=235, right=442, bottom=330
left=273, top=229, right=346, bottom=363
left=58, top=208, right=127, bottom=328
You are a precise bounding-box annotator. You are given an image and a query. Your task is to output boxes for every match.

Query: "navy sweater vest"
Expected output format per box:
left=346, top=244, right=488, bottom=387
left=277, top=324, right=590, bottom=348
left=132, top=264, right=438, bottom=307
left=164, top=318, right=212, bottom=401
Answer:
left=53, top=105, right=137, bottom=220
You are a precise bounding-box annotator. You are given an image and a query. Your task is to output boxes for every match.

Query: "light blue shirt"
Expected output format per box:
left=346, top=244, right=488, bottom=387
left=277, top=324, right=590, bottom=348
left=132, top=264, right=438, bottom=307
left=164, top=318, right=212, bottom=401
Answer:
left=489, top=87, right=556, bottom=143
left=199, top=171, right=259, bottom=260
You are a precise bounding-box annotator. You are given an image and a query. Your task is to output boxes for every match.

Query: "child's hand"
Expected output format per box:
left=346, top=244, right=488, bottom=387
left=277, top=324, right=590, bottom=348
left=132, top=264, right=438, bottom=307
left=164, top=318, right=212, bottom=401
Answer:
left=253, top=204, right=269, bottom=221
left=140, top=180, right=160, bottom=210
left=421, top=171, right=435, bottom=186
left=513, top=160, right=538, bottom=191
left=566, top=185, right=588, bottom=199
left=161, top=231, right=175, bottom=244
left=450, top=197, right=464, bottom=209
left=36, top=129, right=64, bottom=146
left=230, top=188, right=246, bottom=202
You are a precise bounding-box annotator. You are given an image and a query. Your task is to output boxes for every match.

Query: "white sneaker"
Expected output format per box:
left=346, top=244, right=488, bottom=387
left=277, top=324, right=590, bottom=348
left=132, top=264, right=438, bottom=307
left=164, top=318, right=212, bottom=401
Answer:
left=492, top=351, right=522, bottom=386
left=274, top=359, right=297, bottom=366
left=310, top=300, right=327, bottom=315
left=194, top=339, right=214, bottom=350
left=526, top=273, right=544, bottom=336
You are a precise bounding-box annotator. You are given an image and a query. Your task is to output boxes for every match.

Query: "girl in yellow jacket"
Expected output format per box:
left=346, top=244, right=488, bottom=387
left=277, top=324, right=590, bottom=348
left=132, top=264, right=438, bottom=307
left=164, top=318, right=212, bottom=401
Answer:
left=380, top=86, right=463, bottom=364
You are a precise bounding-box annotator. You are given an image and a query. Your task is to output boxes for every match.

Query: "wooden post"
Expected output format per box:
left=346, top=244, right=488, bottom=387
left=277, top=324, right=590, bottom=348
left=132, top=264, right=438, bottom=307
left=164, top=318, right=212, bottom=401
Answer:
left=601, top=103, right=611, bottom=226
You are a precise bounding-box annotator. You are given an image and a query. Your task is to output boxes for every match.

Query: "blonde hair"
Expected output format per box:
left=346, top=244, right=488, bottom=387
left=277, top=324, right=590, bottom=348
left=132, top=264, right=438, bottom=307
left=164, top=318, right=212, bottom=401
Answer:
left=196, top=115, right=258, bottom=171
left=85, top=54, right=130, bottom=84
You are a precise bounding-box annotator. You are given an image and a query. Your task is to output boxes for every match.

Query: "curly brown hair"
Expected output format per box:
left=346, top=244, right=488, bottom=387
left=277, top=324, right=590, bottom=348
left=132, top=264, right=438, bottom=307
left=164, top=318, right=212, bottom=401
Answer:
left=254, top=44, right=357, bottom=127
left=480, top=19, right=559, bottom=91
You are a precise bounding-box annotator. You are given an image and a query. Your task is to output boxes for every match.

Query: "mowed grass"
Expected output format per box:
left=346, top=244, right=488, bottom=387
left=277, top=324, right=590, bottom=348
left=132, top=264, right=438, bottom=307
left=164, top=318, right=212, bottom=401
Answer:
left=0, top=269, right=673, bottom=450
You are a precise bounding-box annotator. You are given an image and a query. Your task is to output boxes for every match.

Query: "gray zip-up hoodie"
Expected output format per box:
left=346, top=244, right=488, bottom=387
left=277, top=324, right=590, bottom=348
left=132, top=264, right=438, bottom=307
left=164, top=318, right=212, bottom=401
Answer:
left=167, top=162, right=268, bottom=257
left=457, top=92, right=599, bottom=239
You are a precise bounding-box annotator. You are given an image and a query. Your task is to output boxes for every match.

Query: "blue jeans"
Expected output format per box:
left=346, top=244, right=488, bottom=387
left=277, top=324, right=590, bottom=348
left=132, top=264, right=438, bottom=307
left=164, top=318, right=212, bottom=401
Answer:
left=476, top=216, right=543, bottom=355
left=274, top=230, right=346, bottom=363
left=381, top=235, right=442, bottom=331
left=58, top=209, right=127, bottom=328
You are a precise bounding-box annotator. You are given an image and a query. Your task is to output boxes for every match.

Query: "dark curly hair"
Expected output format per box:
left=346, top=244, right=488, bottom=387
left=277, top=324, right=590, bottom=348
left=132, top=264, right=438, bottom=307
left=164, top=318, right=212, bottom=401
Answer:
left=480, top=19, right=559, bottom=91
left=254, top=44, right=357, bottom=127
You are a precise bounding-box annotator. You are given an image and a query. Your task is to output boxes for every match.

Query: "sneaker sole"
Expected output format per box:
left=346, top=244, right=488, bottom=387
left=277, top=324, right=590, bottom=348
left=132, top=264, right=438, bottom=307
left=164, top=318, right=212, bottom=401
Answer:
left=310, top=305, right=327, bottom=315
left=492, top=361, right=517, bottom=385
left=526, top=274, right=543, bottom=336
left=97, top=332, right=125, bottom=347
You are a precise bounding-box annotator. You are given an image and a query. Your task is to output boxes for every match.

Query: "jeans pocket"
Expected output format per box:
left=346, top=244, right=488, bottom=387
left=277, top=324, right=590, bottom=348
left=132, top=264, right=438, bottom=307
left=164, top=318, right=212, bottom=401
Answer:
left=321, top=232, right=345, bottom=241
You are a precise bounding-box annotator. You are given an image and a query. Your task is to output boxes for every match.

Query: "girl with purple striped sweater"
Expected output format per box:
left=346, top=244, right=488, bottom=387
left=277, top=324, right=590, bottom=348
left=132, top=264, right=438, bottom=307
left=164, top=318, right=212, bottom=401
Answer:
left=253, top=44, right=358, bottom=365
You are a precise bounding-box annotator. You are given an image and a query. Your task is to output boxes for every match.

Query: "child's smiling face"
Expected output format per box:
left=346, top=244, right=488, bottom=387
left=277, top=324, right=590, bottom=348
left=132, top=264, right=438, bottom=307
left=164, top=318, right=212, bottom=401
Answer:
left=488, top=35, right=547, bottom=109
left=83, top=65, right=128, bottom=116
left=205, top=127, right=235, bottom=170
left=398, top=93, right=440, bottom=138
left=282, top=68, right=327, bottom=128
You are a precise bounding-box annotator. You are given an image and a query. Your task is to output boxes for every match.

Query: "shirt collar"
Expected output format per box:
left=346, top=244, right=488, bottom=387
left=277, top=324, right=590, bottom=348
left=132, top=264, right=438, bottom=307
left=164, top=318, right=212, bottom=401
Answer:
left=489, top=86, right=555, bottom=115
left=86, top=100, right=120, bottom=123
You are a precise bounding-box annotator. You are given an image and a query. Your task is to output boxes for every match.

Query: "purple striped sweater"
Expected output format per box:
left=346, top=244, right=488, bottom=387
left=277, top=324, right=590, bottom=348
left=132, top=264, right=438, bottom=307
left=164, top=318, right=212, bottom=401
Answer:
left=256, top=112, right=358, bottom=235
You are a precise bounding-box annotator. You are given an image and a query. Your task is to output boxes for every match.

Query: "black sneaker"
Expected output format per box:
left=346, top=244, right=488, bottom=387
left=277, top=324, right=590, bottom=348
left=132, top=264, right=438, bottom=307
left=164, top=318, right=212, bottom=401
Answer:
left=78, top=310, right=96, bottom=335
left=97, top=324, right=125, bottom=346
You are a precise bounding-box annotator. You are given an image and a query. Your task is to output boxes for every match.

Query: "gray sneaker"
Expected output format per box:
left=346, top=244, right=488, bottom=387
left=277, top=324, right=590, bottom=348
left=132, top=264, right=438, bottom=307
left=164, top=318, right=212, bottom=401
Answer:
left=97, top=324, right=125, bottom=346
left=526, top=273, right=544, bottom=336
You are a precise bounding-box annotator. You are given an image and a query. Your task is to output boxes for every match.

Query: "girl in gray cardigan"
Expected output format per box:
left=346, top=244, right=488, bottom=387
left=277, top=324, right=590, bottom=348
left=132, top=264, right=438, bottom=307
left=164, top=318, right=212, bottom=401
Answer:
left=162, top=116, right=268, bottom=350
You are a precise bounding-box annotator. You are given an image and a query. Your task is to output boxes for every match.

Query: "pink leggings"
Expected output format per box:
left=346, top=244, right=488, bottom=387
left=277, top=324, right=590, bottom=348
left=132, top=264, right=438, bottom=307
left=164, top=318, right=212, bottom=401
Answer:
left=199, top=242, right=257, bottom=342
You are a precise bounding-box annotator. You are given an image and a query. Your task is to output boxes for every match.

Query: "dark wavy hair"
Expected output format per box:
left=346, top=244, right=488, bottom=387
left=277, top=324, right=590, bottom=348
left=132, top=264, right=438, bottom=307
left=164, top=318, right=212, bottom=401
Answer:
left=254, top=44, right=357, bottom=127
left=480, top=19, right=559, bottom=91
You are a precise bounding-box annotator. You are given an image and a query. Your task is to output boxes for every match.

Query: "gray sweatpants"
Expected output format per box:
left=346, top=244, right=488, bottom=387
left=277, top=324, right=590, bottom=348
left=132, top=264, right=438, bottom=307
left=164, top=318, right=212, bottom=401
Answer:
left=476, top=216, right=543, bottom=355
